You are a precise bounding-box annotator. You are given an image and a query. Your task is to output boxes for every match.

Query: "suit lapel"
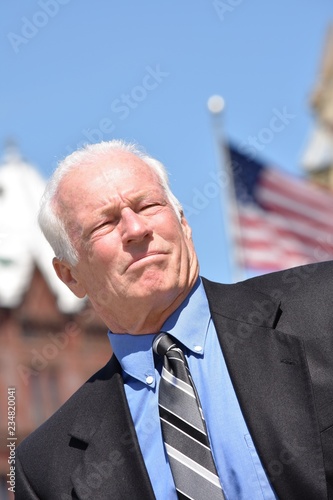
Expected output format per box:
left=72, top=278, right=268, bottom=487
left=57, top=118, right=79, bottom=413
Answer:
left=69, top=357, right=155, bottom=500
left=203, top=278, right=327, bottom=500
left=65, top=278, right=327, bottom=499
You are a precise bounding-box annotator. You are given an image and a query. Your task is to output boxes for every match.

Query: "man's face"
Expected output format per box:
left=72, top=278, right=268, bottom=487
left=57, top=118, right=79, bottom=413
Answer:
left=54, top=151, right=199, bottom=333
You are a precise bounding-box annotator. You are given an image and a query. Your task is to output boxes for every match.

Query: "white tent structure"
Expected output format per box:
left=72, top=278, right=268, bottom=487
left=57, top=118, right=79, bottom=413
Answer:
left=0, top=143, right=83, bottom=313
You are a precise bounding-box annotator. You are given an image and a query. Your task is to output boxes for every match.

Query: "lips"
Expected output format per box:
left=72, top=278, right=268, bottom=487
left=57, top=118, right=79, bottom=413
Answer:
left=126, top=251, right=167, bottom=270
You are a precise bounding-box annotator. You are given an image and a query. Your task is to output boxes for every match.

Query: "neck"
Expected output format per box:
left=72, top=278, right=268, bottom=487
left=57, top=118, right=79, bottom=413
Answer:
left=102, top=275, right=199, bottom=335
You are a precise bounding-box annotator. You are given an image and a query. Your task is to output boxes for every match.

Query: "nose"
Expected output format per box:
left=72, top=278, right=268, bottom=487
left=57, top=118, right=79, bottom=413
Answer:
left=120, top=208, right=152, bottom=244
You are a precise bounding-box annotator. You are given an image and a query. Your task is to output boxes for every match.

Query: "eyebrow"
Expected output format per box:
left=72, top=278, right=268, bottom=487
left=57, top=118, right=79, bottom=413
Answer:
left=81, top=190, right=167, bottom=237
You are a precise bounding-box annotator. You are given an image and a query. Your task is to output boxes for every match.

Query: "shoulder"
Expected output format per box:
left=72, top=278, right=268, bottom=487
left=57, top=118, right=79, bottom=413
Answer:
left=17, top=356, right=117, bottom=469
left=202, top=261, right=333, bottom=335
left=203, top=260, right=333, bottom=304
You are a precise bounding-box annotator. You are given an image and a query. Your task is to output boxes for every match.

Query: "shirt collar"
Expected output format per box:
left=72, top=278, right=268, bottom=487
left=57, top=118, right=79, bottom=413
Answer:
left=108, top=277, right=210, bottom=387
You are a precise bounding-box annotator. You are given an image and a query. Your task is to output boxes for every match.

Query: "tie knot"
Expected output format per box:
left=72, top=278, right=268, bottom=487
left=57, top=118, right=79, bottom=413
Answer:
left=153, top=333, right=177, bottom=357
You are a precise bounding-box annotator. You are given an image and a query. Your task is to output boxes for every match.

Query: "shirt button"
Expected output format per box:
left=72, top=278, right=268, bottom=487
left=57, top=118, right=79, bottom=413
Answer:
left=194, top=345, right=202, bottom=353
left=146, top=375, right=154, bottom=385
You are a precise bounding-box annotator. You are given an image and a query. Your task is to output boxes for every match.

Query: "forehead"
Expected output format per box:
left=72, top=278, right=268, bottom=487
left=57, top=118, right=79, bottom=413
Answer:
left=55, top=152, right=163, bottom=214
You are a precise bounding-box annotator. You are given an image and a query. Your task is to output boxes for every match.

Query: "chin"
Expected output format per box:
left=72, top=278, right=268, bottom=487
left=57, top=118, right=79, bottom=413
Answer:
left=134, top=279, right=182, bottom=302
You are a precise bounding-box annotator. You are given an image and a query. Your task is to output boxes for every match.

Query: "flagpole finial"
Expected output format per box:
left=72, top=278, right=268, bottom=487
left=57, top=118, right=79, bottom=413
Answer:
left=207, top=95, right=225, bottom=114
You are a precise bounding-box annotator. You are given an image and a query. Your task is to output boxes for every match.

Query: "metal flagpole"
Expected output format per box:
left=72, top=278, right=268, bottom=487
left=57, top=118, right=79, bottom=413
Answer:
left=207, top=95, right=245, bottom=283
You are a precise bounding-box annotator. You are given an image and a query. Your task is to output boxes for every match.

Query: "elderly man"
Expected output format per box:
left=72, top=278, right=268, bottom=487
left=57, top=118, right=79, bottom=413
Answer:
left=16, top=140, right=333, bottom=499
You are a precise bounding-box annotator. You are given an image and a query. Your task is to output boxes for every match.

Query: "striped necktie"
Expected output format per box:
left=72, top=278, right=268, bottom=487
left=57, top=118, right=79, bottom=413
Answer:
left=153, top=333, right=225, bottom=500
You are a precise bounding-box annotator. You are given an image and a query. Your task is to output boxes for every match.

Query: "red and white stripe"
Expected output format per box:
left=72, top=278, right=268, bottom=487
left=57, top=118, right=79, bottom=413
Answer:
left=235, top=168, right=333, bottom=272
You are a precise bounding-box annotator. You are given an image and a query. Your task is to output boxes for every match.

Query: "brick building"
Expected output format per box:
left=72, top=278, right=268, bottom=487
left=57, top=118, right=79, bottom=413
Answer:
left=0, top=146, right=111, bottom=499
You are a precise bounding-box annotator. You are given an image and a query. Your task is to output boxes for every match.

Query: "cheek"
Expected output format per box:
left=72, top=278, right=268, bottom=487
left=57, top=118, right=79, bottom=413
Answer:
left=85, top=236, right=118, bottom=265
left=160, top=216, right=186, bottom=241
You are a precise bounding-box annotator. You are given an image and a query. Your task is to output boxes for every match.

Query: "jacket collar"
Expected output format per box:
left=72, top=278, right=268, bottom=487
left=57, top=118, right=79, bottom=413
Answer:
left=202, top=277, right=327, bottom=500
left=69, top=356, right=155, bottom=499
left=67, top=278, right=327, bottom=499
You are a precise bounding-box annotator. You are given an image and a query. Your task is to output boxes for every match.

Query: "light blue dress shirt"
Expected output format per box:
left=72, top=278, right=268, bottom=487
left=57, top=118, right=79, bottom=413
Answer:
left=109, top=278, right=277, bottom=499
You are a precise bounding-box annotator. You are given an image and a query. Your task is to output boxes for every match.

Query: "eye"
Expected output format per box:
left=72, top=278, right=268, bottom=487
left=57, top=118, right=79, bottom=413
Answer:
left=141, top=203, right=158, bottom=210
left=91, top=218, right=117, bottom=235
left=139, top=202, right=164, bottom=213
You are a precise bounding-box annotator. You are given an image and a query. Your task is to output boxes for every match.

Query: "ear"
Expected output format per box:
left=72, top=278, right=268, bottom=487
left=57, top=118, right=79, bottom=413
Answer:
left=180, top=214, right=192, bottom=240
left=52, top=258, right=86, bottom=299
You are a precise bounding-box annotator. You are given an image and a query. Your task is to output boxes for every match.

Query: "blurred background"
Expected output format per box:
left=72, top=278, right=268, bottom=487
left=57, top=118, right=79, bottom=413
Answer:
left=1, top=1, right=333, bottom=497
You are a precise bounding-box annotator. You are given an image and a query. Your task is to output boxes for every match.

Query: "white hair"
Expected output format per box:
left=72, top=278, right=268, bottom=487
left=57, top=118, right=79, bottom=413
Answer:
left=38, top=140, right=183, bottom=265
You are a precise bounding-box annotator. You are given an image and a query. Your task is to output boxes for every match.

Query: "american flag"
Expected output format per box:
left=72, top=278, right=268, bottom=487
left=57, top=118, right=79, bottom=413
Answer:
left=228, top=146, right=333, bottom=273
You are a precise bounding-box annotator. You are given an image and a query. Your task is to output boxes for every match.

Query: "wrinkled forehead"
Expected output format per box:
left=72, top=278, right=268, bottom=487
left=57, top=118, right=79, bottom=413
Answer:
left=54, top=152, right=162, bottom=217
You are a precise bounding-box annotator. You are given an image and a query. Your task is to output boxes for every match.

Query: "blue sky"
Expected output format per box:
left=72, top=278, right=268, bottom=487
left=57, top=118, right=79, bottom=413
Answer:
left=1, top=1, right=333, bottom=283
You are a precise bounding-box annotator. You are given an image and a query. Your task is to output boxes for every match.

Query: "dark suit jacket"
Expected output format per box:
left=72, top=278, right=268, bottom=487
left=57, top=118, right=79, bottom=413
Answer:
left=16, top=262, right=333, bottom=499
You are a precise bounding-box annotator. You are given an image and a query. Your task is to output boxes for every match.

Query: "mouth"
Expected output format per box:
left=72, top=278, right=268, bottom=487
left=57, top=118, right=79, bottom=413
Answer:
left=126, top=252, right=166, bottom=270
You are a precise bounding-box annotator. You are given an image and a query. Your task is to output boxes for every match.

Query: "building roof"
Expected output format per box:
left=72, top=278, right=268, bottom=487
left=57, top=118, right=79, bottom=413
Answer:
left=301, top=24, right=333, bottom=173
left=0, top=144, right=83, bottom=313
left=302, top=124, right=333, bottom=172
